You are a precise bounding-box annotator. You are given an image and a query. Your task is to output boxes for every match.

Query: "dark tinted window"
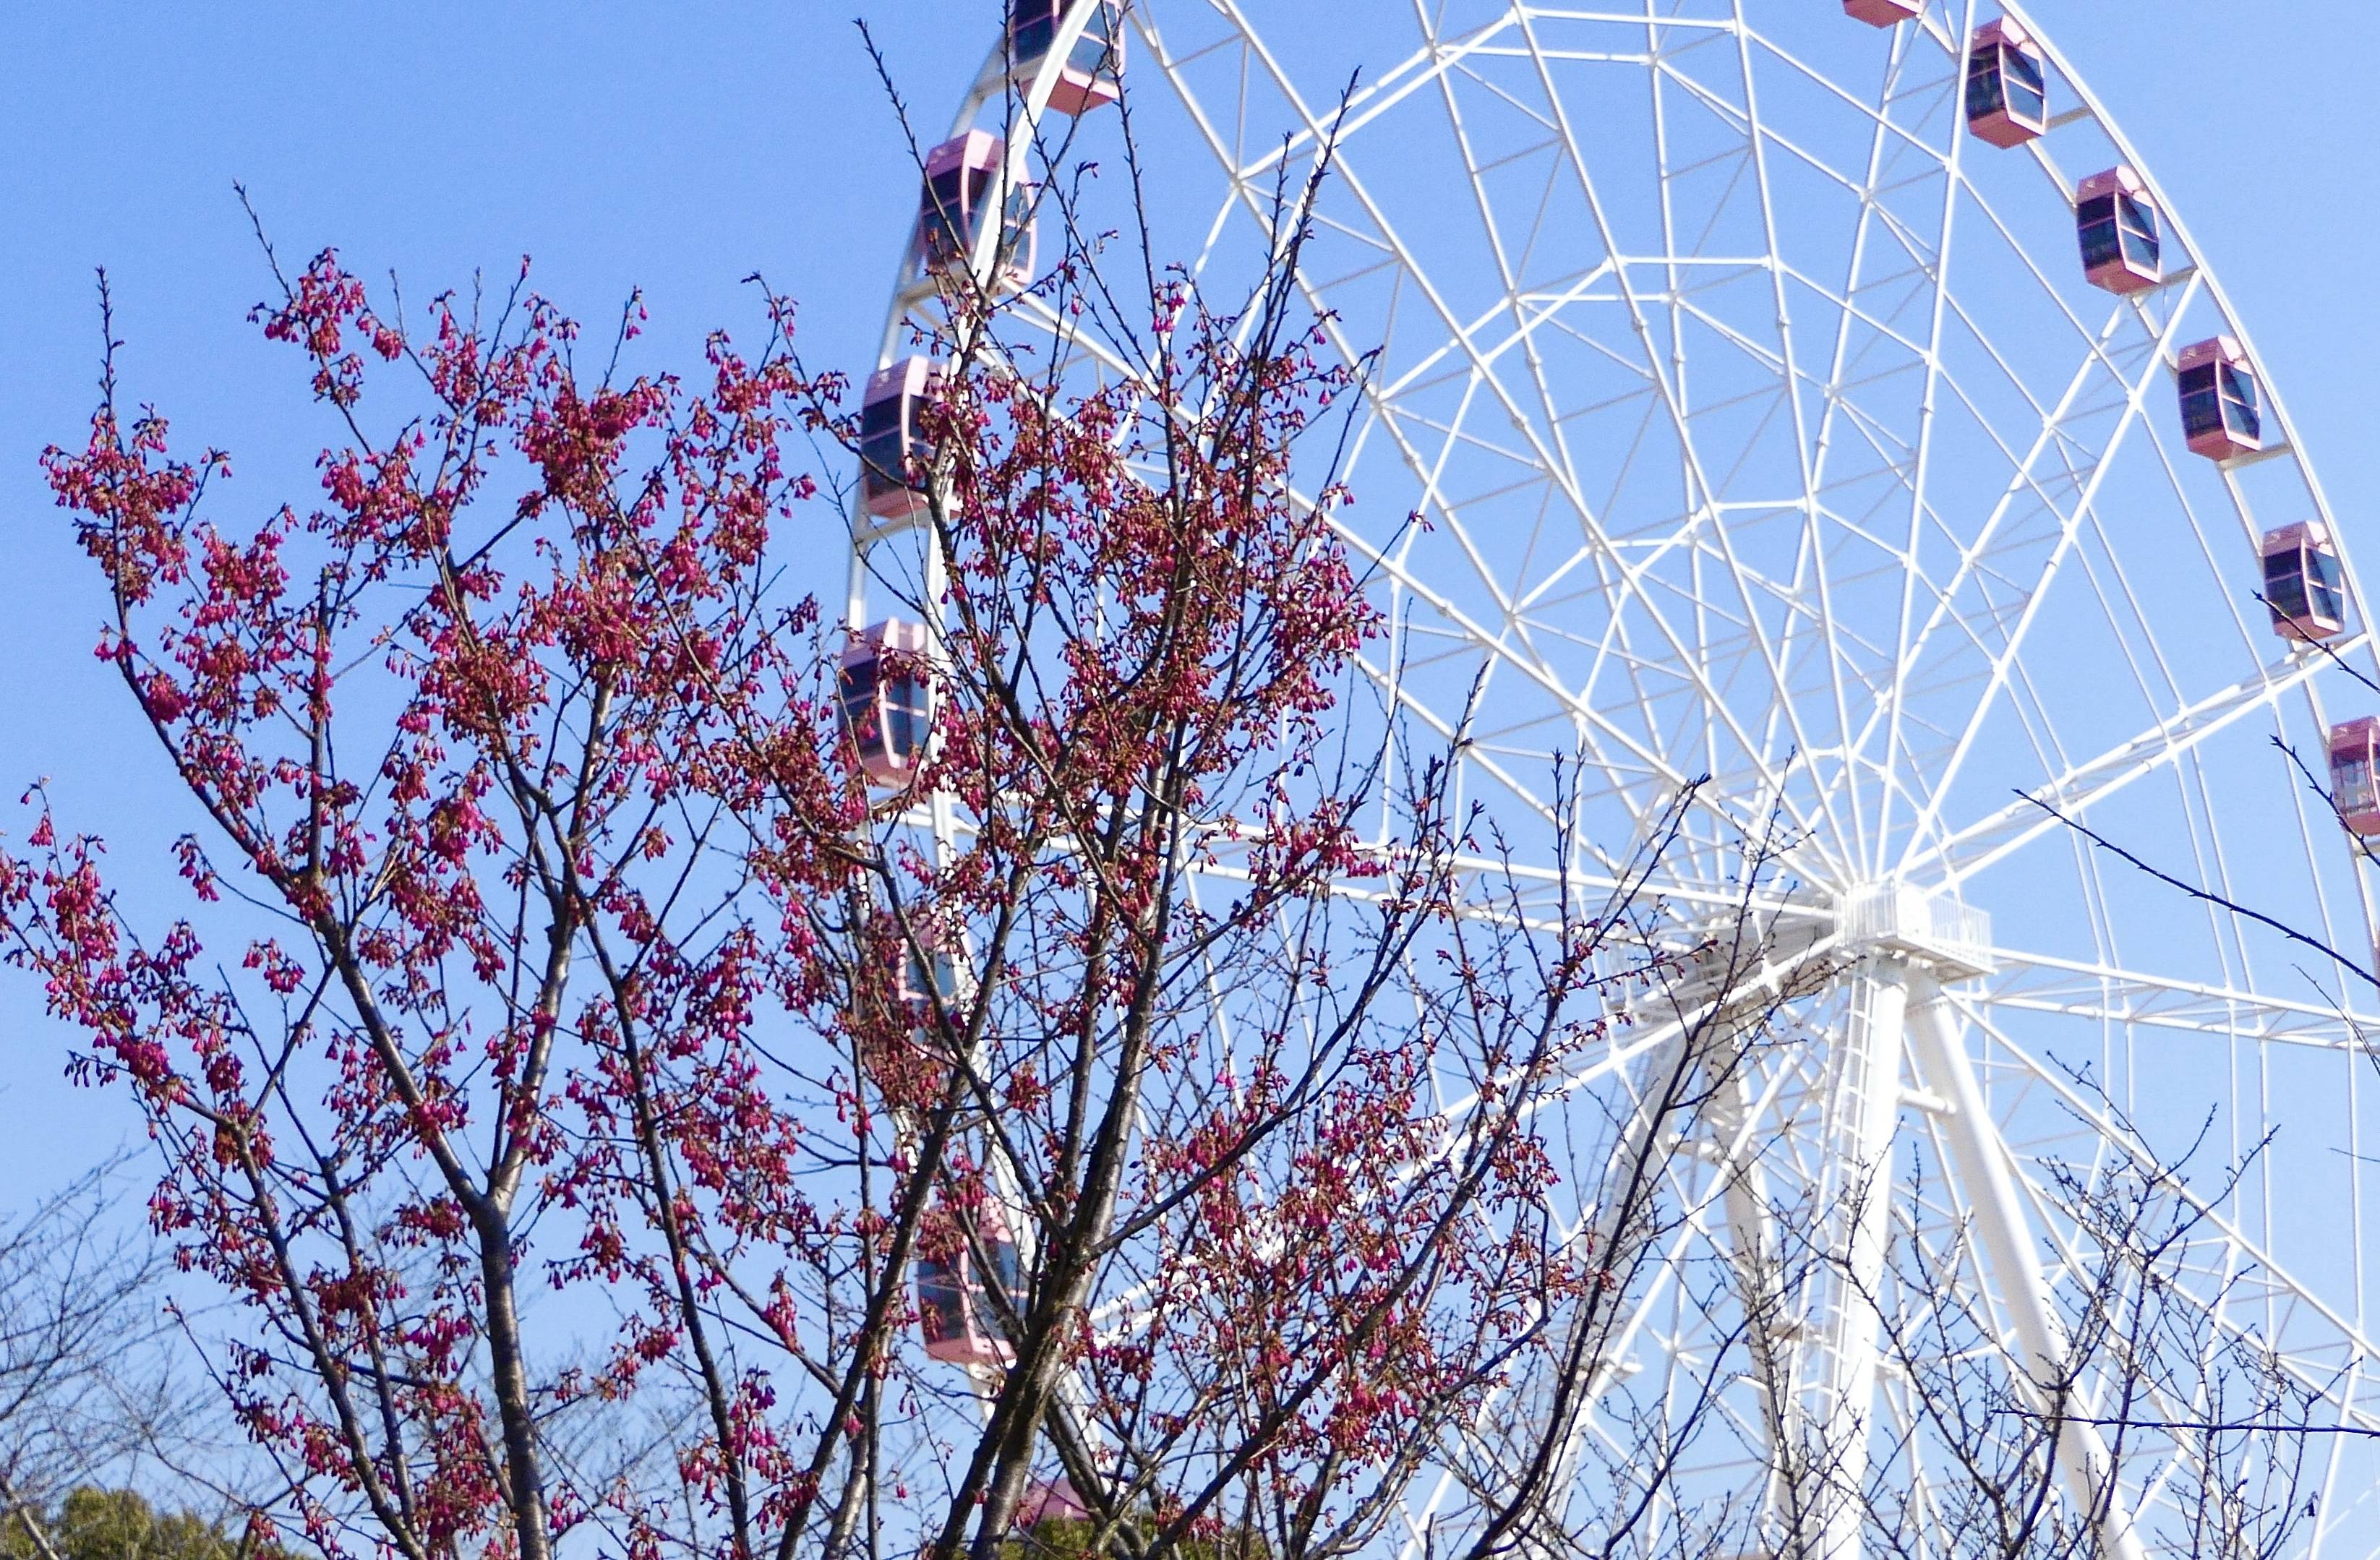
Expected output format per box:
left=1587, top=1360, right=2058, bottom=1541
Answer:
left=2118, top=195, right=2159, bottom=266
left=839, top=658, right=882, bottom=753
left=1009, top=0, right=1058, bottom=61
left=860, top=394, right=908, bottom=496
left=2179, top=361, right=2223, bottom=434
left=2311, top=549, right=2347, bottom=620
left=2337, top=755, right=2377, bottom=813
left=2221, top=364, right=2260, bottom=415
left=2180, top=388, right=2222, bottom=439
left=2000, top=46, right=2045, bottom=119
left=2220, top=365, right=2261, bottom=439
left=2266, top=550, right=2311, bottom=619
left=924, top=167, right=967, bottom=220
left=968, top=1238, right=1021, bottom=1342
left=2079, top=217, right=2121, bottom=272
left=920, top=167, right=974, bottom=264
left=1965, top=57, right=2005, bottom=119
left=1071, top=5, right=1118, bottom=75
left=883, top=667, right=930, bottom=758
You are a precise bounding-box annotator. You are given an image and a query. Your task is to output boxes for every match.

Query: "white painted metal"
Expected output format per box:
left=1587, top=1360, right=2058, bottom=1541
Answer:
left=1803, top=964, right=1906, bottom=1560
left=852, top=1, right=2380, bottom=1553
left=1905, top=980, right=2149, bottom=1560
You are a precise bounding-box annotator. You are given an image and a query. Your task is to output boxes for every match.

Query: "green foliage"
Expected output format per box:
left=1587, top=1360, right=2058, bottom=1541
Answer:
left=0, top=1489, right=254, bottom=1560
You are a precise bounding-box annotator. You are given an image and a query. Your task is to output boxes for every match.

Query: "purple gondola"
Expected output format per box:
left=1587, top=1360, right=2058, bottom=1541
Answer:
left=916, top=130, right=1037, bottom=293
left=918, top=1205, right=1022, bottom=1366
left=2177, top=337, right=2262, bottom=462
left=839, top=620, right=933, bottom=787
left=2076, top=166, right=2160, bottom=295
left=1966, top=19, right=2047, bottom=147
left=1009, top=0, right=1123, bottom=115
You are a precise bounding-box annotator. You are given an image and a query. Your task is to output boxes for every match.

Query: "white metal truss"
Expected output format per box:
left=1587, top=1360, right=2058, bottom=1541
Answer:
left=850, top=1, right=2380, bottom=1554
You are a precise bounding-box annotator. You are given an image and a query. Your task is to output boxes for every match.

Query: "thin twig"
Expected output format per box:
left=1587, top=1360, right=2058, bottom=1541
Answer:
left=2019, top=791, right=2379, bottom=989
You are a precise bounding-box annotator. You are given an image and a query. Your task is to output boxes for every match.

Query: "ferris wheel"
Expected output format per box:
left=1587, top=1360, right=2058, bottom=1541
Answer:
left=844, top=1, right=2380, bottom=1553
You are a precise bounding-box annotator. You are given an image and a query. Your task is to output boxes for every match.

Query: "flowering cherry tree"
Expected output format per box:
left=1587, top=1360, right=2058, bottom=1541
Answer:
left=0, top=121, right=1698, bottom=1560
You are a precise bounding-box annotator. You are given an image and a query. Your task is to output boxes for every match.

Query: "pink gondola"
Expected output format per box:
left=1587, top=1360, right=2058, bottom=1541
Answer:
left=857, top=933, right=962, bottom=1102
left=1965, top=19, right=2047, bottom=147
left=2260, top=523, right=2347, bottom=643
left=839, top=620, right=933, bottom=787
left=2176, top=337, right=2262, bottom=462
left=2329, top=719, right=2380, bottom=836
left=1844, top=0, right=1921, bottom=24
left=858, top=357, right=940, bottom=523
left=1009, top=0, right=1123, bottom=116
left=918, top=1204, right=1022, bottom=1366
left=2075, top=167, right=2159, bottom=295
left=915, top=130, right=1037, bottom=293
left=1016, top=1479, right=1090, bottom=1529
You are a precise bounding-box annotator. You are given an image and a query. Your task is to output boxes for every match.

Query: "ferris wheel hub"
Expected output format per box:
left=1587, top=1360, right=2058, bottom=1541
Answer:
left=1832, top=880, right=1995, bottom=982
left=1611, top=878, right=1989, bottom=1028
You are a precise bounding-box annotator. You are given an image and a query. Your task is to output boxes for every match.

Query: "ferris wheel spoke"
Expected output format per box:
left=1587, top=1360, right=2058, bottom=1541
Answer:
left=1782, top=19, right=1954, bottom=878
left=1327, top=503, right=1691, bottom=788
left=1499, top=12, right=1868, bottom=858
left=1372, top=356, right=1825, bottom=834
left=1333, top=404, right=1843, bottom=847
left=1420, top=21, right=1611, bottom=633
left=1975, top=947, right=2377, bottom=1056
left=1342, top=33, right=1875, bottom=865
left=1150, top=21, right=1857, bottom=851
left=1191, top=2, right=1518, bottom=187
left=1743, top=20, right=1958, bottom=165
left=1862, top=13, right=1970, bottom=867
left=1894, top=993, right=2380, bottom=1528
left=1891, top=282, right=2207, bottom=863
left=991, top=293, right=1697, bottom=840
left=1523, top=1027, right=1815, bottom=1542
left=1910, top=644, right=2343, bottom=887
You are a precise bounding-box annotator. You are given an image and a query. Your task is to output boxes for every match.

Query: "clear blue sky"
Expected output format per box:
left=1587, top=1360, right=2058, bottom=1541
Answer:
left=1, top=1, right=2376, bottom=1193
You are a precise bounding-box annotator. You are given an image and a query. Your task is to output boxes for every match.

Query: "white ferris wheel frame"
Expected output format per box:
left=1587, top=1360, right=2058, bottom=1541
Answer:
left=845, top=2, right=2380, bottom=1554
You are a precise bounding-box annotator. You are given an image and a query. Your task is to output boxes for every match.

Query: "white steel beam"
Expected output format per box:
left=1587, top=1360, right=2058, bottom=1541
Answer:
left=1914, top=647, right=2343, bottom=886
left=1903, top=985, right=2149, bottom=1560
left=1802, top=959, right=1908, bottom=1560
